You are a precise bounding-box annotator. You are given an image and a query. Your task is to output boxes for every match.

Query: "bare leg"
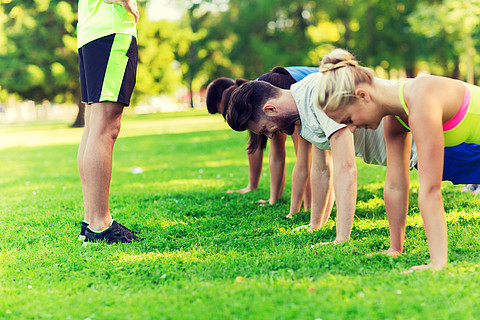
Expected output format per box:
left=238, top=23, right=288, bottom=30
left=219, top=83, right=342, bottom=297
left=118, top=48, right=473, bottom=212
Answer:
left=78, top=105, right=91, bottom=222
left=78, top=102, right=124, bottom=231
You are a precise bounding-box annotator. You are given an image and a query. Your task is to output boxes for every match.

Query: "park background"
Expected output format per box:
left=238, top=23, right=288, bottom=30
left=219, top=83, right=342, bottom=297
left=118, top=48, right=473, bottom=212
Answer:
left=1, top=0, right=480, bottom=123
left=1, top=0, right=480, bottom=319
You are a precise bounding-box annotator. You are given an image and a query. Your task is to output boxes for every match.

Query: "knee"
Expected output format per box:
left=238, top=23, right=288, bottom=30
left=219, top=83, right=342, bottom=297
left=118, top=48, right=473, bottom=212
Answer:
left=88, top=120, right=121, bottom=142
left=108, top=122, right=121, bottom=141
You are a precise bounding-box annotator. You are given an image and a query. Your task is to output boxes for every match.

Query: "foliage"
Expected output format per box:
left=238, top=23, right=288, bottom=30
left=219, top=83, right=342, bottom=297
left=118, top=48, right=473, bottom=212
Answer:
left=0, top=0, right=79, bottom=104
left=2, top=0, right=480, bottom=106
left=134, top=4, right=191, bottom=104
left=1, top=112, right=480, bottom=319
left=408, top=0, right=480, bottom=80
left=220, top=0, right=317, bottom=79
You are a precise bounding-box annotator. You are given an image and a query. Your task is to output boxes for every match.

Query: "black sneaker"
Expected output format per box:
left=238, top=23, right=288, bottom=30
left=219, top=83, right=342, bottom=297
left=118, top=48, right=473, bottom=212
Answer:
left=78, top=221, right=89, bottom=242
left=84, top=220, right=143, bottom=244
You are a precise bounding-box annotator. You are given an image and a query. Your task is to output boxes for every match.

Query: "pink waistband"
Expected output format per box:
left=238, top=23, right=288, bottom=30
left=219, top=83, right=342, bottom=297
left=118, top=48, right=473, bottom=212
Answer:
left=443, top=84, right=470, bottom=131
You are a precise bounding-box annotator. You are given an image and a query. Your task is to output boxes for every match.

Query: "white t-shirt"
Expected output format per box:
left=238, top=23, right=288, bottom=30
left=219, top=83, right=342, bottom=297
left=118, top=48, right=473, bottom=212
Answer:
left=291, top=73, right=417, bottom=167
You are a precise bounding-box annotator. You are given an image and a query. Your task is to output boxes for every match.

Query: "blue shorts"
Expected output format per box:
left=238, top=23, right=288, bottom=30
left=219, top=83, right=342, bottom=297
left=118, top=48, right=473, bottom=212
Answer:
left=78, top=33, right=137, bottom=106
left=443, top=143, right=480, bottom=184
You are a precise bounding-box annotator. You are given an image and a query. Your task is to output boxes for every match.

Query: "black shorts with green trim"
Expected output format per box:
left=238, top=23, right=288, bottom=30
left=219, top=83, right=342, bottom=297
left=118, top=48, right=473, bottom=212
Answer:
left=78, top=33, right=137, bottom=106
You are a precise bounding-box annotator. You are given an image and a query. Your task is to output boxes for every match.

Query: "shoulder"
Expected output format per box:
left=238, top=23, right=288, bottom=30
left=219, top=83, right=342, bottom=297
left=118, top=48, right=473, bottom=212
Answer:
left=405, top=75, right=465, bottom=119
left=405, top=75, right=462, bottom=106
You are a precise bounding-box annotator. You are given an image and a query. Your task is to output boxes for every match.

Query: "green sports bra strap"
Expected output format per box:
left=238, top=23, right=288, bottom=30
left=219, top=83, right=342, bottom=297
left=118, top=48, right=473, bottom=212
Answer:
left=396, top=81, right=411, bottom=130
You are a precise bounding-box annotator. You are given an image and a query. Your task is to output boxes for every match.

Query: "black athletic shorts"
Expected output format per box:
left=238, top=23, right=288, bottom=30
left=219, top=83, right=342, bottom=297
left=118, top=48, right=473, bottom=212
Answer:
left=78, top=33, right=137, bottom=106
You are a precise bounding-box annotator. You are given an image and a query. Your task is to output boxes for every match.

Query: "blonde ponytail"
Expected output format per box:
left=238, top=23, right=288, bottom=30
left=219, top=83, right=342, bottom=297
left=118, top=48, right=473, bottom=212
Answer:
left=317, top=49, right=374, bottom=113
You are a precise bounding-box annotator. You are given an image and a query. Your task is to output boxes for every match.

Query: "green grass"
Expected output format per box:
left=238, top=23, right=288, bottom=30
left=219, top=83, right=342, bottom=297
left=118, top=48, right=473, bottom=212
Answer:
left=1, top=109, right=480, bottom=319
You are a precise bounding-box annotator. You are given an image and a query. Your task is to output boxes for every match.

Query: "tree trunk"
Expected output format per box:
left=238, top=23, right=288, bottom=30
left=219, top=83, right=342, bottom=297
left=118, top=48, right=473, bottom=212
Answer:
left=451, top=61, right=460, bottom=80
left=71, top=99, right=85, bottom=128
left=189, top=42, right=195, bottom=109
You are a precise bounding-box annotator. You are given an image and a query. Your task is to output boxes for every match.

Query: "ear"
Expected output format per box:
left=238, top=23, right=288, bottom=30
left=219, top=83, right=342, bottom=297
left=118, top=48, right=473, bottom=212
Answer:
left=354, top=88, right=370, bottom=102
left=263, top=104, right=278, bottom=114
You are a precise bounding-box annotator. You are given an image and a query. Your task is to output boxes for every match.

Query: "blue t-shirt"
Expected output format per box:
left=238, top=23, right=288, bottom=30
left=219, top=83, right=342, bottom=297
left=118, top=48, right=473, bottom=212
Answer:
left=285, top=66, right=319, bottom=81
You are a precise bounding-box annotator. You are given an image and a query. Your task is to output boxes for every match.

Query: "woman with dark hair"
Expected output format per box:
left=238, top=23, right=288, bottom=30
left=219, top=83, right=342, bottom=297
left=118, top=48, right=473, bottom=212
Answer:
left=258, top=67, right=327, bottom=219
left=205, top=66, right=318, bottom=214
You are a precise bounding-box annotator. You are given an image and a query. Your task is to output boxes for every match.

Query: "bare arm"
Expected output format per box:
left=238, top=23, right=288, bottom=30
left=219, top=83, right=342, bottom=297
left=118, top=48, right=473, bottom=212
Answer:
left=227, top=147, right=262, bottom=194
left=383, top=116, right=412, bottom=255
left=329, top=128, right=357, bottom=242
left=287, top=133, right=312, bottom=217
left=309, top=147, right=334, bottom=229
left=103, top=0, right=139, bottom=22
left=408, top=82, right=448, bottom=270
left=267, top=133, right=287, bottom=205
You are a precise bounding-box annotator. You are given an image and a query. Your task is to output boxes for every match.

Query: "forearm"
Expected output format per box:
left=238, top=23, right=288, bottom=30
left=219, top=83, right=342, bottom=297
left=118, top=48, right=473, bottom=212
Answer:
left=268, top=156, right=286, bottom=204
left=268, top=133, right=287, bottom=204
left=333, top=166, right=357, bottom=242
left=419, top=189, right=448, bottom=268
left=289, top=164, right=309, bottom=214
left=310, top=165, right=332, bottom=230
left=247, top=148, right=263, bottom=190
left=384, top=179, right=409, bottom=253
left=303, top=178, right=312, bottom=211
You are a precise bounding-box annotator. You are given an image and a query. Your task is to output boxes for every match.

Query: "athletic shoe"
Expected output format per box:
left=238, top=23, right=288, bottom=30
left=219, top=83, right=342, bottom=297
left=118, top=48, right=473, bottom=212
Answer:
left=84, top=220, right=143, bottom=244
left=473, top=185, right=480, bottom=195
left=462, top=184, right=478, bottom=193
left=78, top=221, right=89, bottom=242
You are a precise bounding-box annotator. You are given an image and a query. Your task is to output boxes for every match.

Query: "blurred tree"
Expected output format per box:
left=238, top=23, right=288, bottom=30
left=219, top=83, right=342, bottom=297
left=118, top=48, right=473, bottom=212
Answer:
left=174, top=0, right=234, bottom=108
left=222, top=0, right=317, bottom=79
left=134, top=4, right=191, bottom=105
left=409, top=0, right=480, bottom=82
left=0, top=0, right=83, bottom=125
left=316, top=0, right=429, bottom=78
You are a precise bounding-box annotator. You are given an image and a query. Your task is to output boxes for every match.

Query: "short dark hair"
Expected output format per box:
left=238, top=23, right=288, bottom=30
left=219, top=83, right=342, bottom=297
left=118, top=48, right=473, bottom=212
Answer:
left=219, top=79, right=247, bottom=119
left=258, top=66, right=297, bottom=90
left=226, top=80, right=280, bottom=132
left=245, top=67, right=296, bottom=153
left=205, top=77, right=235, bottom=114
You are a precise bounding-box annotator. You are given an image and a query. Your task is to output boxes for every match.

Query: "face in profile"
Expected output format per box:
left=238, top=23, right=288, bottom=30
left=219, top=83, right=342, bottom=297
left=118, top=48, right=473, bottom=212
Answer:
left=325, top=94, right=382, bottom=133
left=247, top=114, right=297, bottom=138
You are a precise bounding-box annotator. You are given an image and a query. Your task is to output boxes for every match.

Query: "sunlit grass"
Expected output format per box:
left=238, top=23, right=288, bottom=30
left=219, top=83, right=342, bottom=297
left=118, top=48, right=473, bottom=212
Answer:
left=1, top=109, right=479, bottom=319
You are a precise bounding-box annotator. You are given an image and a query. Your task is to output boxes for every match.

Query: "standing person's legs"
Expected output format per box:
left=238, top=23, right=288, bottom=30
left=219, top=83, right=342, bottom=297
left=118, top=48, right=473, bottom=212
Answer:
left=81, top=102, right=124, bottom=231
left=77, top=106, right=91, bottom=240
left=77, top=33, right=139, bottom=243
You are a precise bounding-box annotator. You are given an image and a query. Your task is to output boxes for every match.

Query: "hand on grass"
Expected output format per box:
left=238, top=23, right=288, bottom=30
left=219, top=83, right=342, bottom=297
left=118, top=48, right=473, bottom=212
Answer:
left=310, top=239, right=342, bottom=248
left=256, top=199, right=275, bottom=206
left=294, top=224, right=311, bottom=231
left=365, top=248, right=402, bottom=257
left=226, top=186, right=254, bottom=194
left=383, top=248, right=402, bottom=257
left=403, top=263, right=435, bottom=274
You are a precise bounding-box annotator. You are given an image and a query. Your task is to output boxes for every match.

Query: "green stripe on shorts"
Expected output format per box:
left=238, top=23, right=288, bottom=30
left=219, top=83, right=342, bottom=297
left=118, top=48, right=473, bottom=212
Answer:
left=99, top=34, right=132, bottom=102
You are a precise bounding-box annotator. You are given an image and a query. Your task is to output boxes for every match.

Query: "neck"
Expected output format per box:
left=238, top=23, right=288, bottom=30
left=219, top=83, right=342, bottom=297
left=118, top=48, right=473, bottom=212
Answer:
left=372, top=78, right=405, bottom=117
left=282, top=89, right=301, bottom=120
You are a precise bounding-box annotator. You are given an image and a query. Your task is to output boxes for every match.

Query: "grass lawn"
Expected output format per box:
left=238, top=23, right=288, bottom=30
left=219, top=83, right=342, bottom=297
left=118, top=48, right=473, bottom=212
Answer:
left=0, top=109, right=479, bottom=319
